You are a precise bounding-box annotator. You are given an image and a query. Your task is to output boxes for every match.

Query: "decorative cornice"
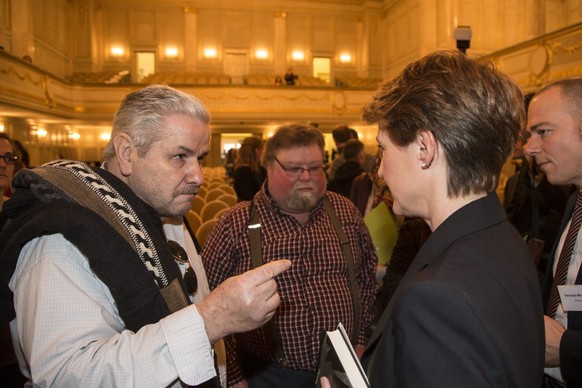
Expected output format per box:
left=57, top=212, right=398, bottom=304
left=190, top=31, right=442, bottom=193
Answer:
left=551, top=41, right=581, bottom=57
left=0, top=63, right=55, bottom=108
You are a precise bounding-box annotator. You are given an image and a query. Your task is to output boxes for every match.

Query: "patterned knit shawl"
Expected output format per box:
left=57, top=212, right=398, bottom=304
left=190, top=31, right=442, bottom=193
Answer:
left=0, top=160, right=186, bottom=330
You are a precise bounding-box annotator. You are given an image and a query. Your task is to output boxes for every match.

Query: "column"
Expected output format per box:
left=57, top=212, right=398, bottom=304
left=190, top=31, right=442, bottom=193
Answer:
left=10, top=0, right=34, bottom=59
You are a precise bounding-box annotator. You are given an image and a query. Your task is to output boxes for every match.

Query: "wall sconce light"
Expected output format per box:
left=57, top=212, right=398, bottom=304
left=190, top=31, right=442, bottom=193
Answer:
left=111, top=46, right=125, bottom=57
left=165, top=47, right=179, bottom=58
left=0, top=123, right=4, bottom=132
left=256, top=49, right=268, bottom=59
left=203, top=48, right=217, bottom=58
left=339, top=53, right=352, bottom=63
left=292, top=51, right=304, bottom=61
left=32, top=128, right=47, bottom=138
left=99, top=133, right=111, bottom=142
left=68, top=132, right=81, bottom=141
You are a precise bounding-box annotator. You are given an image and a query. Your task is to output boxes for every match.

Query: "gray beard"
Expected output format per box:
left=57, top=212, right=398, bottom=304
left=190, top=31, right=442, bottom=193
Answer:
left=285, top=190, right=321, bottom=212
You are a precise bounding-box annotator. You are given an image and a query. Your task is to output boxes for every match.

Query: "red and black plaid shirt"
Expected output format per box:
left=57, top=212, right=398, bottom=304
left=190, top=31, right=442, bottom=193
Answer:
left=202, top=186, right=377, bottom=386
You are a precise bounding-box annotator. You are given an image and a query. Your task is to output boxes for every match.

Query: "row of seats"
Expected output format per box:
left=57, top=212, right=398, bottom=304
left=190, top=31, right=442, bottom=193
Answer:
left=141, top=72, right=232, bottom=85
left=68, top=70, right=131, bottom=84
left=189, top=168, right=237, bottom=245
left=67, top=71, right=381, bottom=89
left=247, top=74, right=328, bottom=86
left=335, top=77, right=382, bottom=88
left=141, top=72, right=330, bottom=86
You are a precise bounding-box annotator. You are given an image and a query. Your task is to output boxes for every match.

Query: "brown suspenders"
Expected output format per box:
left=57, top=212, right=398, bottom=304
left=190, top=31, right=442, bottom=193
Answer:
left=248, top=200, right=285, bottom=361
left=247, top=196, right=361, bottom=361
left=321, top=197, right=361, bottom=344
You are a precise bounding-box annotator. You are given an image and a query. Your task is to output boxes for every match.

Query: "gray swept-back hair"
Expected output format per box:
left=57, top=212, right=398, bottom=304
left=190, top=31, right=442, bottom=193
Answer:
left=102, top=84, right=210, bottom=161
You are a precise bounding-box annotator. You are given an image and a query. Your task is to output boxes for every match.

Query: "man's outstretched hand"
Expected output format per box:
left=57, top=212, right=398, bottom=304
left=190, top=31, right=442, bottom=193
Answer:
left=197, top=259, right=292, bottom=343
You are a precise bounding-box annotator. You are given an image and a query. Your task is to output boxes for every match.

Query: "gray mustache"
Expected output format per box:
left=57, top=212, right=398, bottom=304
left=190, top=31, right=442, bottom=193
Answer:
left=177, top=186, right=200, bottom=196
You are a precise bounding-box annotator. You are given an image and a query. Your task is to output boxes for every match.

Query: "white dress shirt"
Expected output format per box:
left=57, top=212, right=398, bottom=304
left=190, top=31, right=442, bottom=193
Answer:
left=9, top=233, right=216, bottom=387
left=163, top=219, right=226, bottom=387
left=163, top=220, right=211, bottom=304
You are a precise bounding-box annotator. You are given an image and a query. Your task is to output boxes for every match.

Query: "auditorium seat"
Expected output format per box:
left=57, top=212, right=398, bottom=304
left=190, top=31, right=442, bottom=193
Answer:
left=196, top=219, right=218, bottom=246
left=216, top=193, right=237, bottom=207
left=191, top=196, right=205, bottom=215
left=185, top=210, right=202, bottom=234
left=200, top=200, right=230, bottom=222
left=204, top=188, right=226, bottom=202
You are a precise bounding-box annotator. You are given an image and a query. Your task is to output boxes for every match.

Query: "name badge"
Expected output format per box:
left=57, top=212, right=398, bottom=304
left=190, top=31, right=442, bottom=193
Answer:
left=558, top=285, right=582, bottom=311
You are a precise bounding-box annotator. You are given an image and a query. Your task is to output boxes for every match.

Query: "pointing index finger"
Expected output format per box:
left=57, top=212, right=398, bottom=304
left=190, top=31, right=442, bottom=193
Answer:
left=249, top=259, right=291, bottom=285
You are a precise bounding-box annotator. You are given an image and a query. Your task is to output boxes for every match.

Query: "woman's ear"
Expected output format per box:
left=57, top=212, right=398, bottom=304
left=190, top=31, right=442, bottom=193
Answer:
left=417, top=130, right=437, bottom=169
left=113, top=133, right=133, bottom=176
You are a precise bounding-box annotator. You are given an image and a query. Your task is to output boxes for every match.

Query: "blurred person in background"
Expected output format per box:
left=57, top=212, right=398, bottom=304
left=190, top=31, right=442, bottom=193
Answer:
left=233, top=136, right=266, bottom=201
left=327, top=139, right=366, bottom=198
left=0, top=133, right=26, bottom=387
left=0, top=133, right=18, bottom=209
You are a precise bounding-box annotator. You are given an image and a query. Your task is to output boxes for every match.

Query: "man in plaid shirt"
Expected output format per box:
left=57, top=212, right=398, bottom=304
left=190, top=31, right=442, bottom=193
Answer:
left=202, top=124, right=377, bottom=388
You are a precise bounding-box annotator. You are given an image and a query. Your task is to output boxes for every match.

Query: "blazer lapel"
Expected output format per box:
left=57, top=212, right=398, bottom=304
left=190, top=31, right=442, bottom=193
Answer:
left=363, top=193, right=507, bottom=359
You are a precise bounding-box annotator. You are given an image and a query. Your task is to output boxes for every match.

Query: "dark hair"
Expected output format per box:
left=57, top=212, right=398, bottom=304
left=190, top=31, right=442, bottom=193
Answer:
left=363, top=50, right=524, bottom=197
left=236, top=136, right=263, bottom=172
left=342, top=139, right=364, bottom=161
left=332, top=125, right=353, bottom=144
left=524, top=92, right=535, bottom=111
left=13, top=140, right=29, bottom=168
left=263, top=124, right=324, bottom=165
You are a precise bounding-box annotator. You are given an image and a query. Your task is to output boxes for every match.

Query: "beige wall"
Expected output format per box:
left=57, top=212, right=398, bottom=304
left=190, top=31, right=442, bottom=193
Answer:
left=1, top=0, right=580, bottom=81
left=380, top=0, right=582, bottom=78
left=72, top=0, right=385, bottom=80
left=0, top=0, right=581, bottom=166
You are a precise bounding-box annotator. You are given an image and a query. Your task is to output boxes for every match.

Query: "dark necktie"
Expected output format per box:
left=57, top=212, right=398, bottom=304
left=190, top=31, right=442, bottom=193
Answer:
left=546, top=191, right=582, bottom=317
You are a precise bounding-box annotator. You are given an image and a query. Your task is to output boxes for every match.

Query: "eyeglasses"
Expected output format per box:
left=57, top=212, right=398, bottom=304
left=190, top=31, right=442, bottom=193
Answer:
left=273, top=156, right=325, bottom=178
left=0, top=152, right=19, bottom=165
left=167, top=240, right=198, bottom=295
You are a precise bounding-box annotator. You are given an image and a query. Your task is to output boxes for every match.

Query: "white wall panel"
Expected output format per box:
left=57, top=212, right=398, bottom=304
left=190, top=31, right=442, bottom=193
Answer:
left=312, top=16, right=335, bottom=52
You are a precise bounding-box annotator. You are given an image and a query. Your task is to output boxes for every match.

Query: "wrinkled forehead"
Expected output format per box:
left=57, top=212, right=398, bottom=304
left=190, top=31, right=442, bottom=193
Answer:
left=0, top=138, right=13, bottom=152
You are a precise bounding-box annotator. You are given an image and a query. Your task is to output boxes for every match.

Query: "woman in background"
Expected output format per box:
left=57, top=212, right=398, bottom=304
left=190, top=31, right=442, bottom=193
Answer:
left=0, top=133, right=26, bottom=387
left=0, top=133, right=18, bottom=210
left=233, top=136, right=266, bottom=201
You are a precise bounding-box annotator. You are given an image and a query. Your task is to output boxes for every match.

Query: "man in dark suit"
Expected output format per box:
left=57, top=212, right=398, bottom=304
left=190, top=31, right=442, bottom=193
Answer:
left=525, top=77, right=582, bottom=388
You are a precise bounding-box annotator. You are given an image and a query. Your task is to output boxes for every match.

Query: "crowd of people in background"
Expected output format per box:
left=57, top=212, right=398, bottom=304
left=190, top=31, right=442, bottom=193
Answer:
left=1, top=52, right=582, bottom=388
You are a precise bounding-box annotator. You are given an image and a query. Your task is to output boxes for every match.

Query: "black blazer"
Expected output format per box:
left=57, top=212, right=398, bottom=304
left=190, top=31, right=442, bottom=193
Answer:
left=542, top=190, right=582, bottom=388
left=362, top=193, right=545, bottom=387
